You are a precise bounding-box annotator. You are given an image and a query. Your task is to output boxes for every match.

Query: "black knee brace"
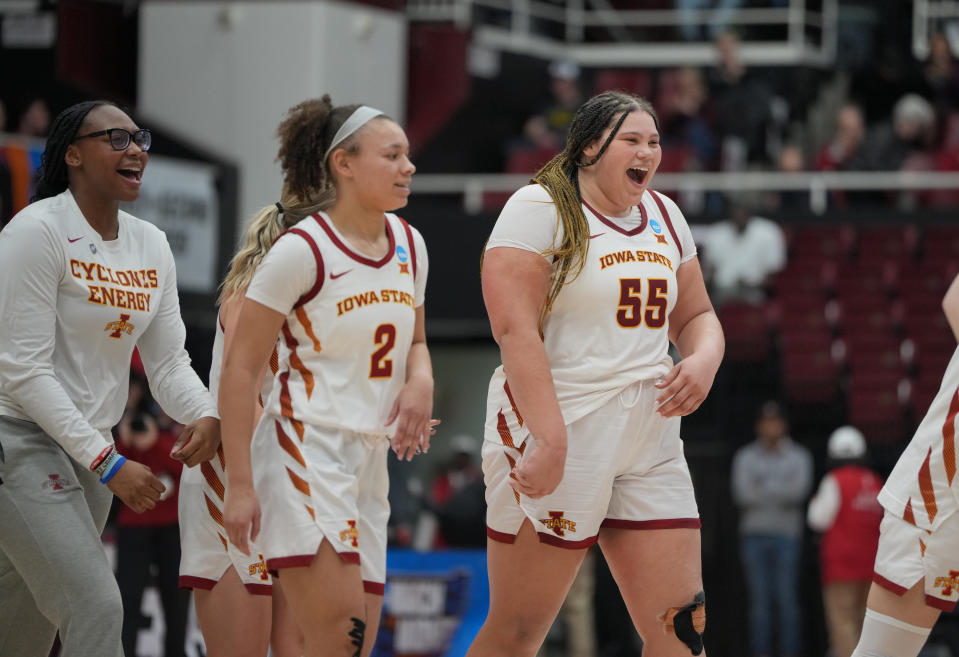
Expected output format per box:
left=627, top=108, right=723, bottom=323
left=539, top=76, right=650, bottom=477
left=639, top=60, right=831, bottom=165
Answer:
left=348, top=616, right=366, bottom=657
left=660, top=590, right=706, bottom=655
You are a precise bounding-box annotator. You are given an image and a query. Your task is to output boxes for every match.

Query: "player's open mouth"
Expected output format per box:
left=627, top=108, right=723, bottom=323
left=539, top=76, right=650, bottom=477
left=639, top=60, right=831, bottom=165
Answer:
left=118, top=168, right=142, bottom=183
left=627, top=167, right=648, bottom=185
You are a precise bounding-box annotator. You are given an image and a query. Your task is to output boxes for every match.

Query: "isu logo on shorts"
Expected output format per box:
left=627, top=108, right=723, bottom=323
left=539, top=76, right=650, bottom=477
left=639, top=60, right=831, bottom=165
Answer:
left=105, top=313, right=135, bottom=338
left=935, top=570, right=959, bottom=597
left=540, top=511, right=576, bottom=537
left=339, top=520, right=359, bottom=547
left=42, top=474, right=66, bottom=491
left=248, top=554, right=269, bottom=581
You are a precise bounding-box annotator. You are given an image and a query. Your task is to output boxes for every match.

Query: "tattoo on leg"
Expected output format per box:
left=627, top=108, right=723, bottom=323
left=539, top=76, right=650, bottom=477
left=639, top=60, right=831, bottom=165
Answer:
left=348, top=617, right=366, bottom=657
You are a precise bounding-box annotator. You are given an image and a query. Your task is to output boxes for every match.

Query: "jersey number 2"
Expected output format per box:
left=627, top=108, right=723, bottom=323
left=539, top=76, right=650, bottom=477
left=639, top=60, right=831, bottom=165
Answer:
left=617, top=278, right=668, bottom=328
left=370, top=324, right=397, bottom=378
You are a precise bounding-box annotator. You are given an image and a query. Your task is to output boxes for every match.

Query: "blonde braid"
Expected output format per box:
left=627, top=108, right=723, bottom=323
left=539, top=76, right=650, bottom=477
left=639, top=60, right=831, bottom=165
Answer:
left=531, top=154, right=590, bottom=325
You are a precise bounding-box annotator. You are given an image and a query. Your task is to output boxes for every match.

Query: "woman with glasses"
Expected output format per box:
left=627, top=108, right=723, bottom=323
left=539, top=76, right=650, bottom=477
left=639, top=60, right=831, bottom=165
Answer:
left=220, top=95, right=434, bottom=657
left=0, top=100, right=220, bottom=657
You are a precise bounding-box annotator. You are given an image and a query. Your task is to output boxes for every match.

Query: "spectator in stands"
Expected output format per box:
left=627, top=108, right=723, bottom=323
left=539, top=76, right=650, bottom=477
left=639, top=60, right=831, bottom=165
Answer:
left=921, top=31, right=959, bottom=120
left=658, top=66, right=718, bottom=170
left=707, top=30, right=774, bottom=170
left=814, top=103, right=867, bottom=209
left=732, top=401, right=813, bottom=657
left=697, top=195, right=786, bottom=307
left=16, top=97, right=51, bottom=138
left=773, top=143, right=810, bottom=212
left=807, top=425, right=883, bottom=657
left=816, top=103, right=866, bottom=173
left=849, top=93, right=937, bottom=172
left=114, top=367, right=190, bottom=657
left=517, top=60, right=583, bottom=155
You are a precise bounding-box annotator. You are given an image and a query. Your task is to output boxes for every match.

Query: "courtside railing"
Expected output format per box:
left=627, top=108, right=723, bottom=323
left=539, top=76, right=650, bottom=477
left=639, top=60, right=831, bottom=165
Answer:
left=407, top=0, right=837, bottom=67
left=410, top=170, right=959, bottom=215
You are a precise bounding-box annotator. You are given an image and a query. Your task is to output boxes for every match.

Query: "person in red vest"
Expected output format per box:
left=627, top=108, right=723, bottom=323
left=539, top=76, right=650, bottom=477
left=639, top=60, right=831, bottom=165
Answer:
left=807, top=425, right=883, bottom=657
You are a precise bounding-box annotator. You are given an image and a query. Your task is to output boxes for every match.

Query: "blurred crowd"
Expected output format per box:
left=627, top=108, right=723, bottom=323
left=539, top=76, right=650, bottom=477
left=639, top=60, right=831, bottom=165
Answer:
left=504, top=21, right=959, bottom=215
left=0, top=95, right=52, bottom=228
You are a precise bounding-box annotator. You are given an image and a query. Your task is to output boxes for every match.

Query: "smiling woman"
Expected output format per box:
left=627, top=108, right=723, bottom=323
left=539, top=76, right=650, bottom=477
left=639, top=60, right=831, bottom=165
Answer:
left=0, top=100, right=220, bottom=657
left=468, top=91, right=725, bottom=657
left=212, top=96, right=434, bottom=657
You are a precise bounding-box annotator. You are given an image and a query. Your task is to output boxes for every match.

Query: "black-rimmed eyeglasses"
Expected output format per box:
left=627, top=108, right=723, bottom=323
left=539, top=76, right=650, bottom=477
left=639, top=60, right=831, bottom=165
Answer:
left=73, top=128, right=152, bottom=152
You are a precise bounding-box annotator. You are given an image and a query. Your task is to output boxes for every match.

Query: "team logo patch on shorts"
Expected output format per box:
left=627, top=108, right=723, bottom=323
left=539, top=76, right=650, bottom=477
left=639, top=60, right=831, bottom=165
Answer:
left=935, top=570, right=959, bottom=597
left=540, top=511, right=576, bottom=537
left=249, top=554, right=270, bottom=581
left=42, top=473, right=67, bottom=491
left=340, top=519, right=359, bottom=547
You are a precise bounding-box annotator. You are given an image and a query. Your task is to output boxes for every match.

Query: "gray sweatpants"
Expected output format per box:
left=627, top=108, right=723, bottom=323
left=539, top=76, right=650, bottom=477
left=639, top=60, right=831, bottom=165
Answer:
left=0, top=416, right=123, bottom=657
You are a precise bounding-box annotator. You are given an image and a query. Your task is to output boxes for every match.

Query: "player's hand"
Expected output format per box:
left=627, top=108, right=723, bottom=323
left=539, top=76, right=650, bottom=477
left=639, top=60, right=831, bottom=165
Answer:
left=510, top=438, right=566, bottom=499
left=654, top=353, right=718, bottom=418
left=385, top=377, right=433, bottom=461
left=107, top=459, right=166, bottom=513
left=171, top=416, right=221, bottom=467
left=422, top=417, right=441, bottom=451
left=224, top=483, right=261, bottom=556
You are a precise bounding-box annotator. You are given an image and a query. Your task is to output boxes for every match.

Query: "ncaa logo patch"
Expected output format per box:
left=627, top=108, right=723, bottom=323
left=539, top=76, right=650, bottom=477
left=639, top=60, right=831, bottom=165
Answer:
left=396, top=244, right=411, bottom=275
left=649, top=219, right=663, bottom=234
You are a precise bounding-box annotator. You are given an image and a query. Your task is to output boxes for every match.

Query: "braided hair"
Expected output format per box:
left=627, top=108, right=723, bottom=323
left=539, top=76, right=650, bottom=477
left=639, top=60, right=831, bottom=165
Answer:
left=32, top=100, right=116, bottom=202
left=219, top=95, right=391, bottom=304
left=532, top=91, right=659, bottom=324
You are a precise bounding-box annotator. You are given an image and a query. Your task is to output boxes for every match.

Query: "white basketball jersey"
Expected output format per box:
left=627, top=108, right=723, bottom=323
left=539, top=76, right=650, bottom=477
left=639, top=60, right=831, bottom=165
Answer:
left=879, top=345, right=959, bottom=531
left=259, top=212, right=423, bottom=436
left=207, top=311, right=277, bottom=407
left=488, top=186, right=695, bottom=430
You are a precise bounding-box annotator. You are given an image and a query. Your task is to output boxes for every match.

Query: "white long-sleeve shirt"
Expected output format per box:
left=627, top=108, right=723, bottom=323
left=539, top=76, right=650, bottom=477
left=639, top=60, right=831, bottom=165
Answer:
left=0, top=189, right=217, bottom=470
left=807, top=473, right=841, bottom=532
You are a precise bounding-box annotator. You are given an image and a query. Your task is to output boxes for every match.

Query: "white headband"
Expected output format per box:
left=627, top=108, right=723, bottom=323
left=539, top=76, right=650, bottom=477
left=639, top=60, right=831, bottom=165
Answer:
left=324, top=105, right=385, bottom=162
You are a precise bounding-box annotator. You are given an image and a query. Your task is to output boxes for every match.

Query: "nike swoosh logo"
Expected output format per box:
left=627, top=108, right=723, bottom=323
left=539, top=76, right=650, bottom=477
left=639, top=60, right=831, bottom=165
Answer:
left=330, top=269, right=352, bottom=280
left=67, top=236, right=83, bottom=243
left=589, top=233, right=605, bottom=239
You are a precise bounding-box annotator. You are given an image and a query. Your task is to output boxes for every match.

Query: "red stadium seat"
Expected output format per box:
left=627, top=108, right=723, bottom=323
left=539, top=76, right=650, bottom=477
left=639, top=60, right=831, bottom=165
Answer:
left=855, top=225, right=919, bottom=265
left=719, top=301, right=772, bottom=363
left=848, top=387, right=908, bottom=444
left=897, top=262, right=954, bottom=299
left=923, top=225, right=959, bottom=263
left=791, top=225, right=856, bottom=261
left=782, top=349, right=841, bottom=405
left=772, top=294, right=835, bottom=335
left=834, top=262, right=897, bottom=299
left=774, top=259, right=837, bottom=298
left=834, top=294, right=898, bottom=335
